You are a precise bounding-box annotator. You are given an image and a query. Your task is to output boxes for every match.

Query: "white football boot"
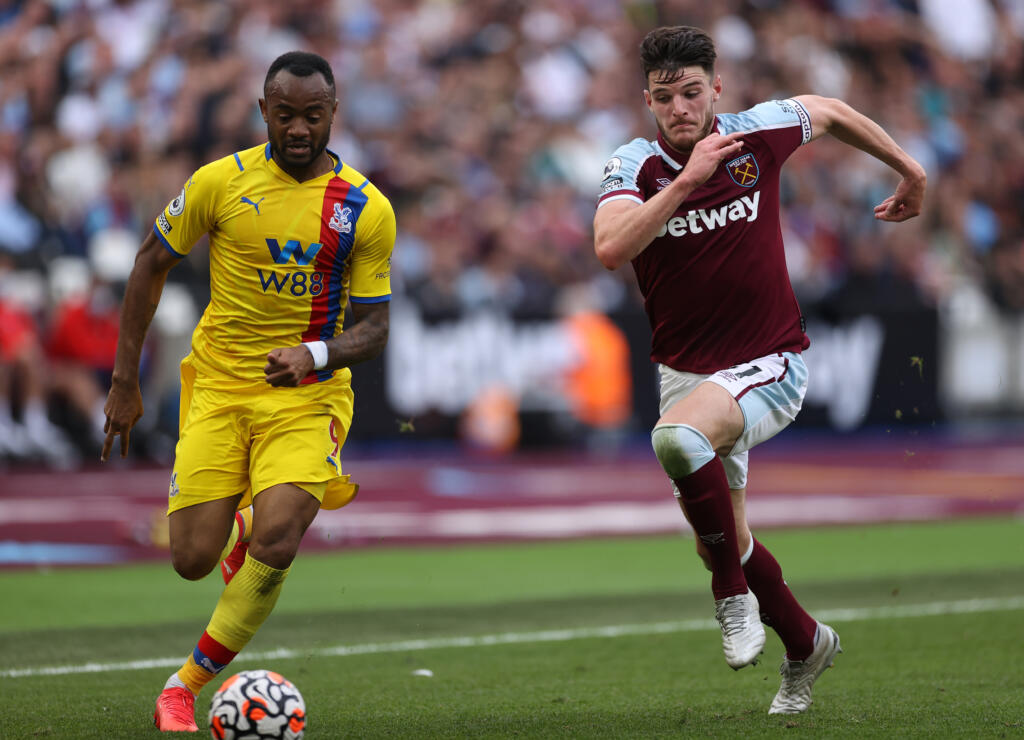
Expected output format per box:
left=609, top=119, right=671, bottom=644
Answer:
left=769, top=622, right=842, bottom=714
left=714, top=590, right=766, bottom=669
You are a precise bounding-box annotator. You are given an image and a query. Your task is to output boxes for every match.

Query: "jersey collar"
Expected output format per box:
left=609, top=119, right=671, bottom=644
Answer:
left=263, top=143, right=344, bottom=181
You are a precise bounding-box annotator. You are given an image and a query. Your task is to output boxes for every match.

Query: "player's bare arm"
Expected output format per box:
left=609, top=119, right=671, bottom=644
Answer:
left=101, top=229, right=180, bottom=461
left=794, top=94, right=926, bottom=222
left=264, top=300, right=390, bottom=387
left=593, top=131, right=745, bottom=270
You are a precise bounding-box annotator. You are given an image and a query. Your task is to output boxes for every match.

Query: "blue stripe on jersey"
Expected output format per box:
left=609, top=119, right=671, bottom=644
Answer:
left=152, top=224, right=185, bottom=257
left=350, top=294, right=391, bottom=303
left=265, top=142, right=272, bottom=160
left=233, top=153, right=244, bottom=171
left=318, top=185, right=371, bottom=345
left=717, top=99, right=811, bottom=143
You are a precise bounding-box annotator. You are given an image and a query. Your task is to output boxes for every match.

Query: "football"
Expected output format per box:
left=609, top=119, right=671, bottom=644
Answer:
left=208, top=669, right=306, bottom=740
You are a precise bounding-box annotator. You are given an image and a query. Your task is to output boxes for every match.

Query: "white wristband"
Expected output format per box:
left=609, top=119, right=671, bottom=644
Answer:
left=302, top=341, right=329, bottom=370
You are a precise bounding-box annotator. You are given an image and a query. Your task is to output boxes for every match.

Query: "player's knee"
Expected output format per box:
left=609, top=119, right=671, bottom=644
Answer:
left=170, top=548, right=218, bottom=581
left=651, top=424, right=715, bottom=480
left=248, top=540, right=299, bottom=570
left=248, top=524, right=304, bottom=570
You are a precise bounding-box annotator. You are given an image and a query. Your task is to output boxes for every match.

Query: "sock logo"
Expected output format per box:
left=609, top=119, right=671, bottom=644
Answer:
left=700, top=532, right=726, bottom=545
left=193, top=646, right=228, bottom=675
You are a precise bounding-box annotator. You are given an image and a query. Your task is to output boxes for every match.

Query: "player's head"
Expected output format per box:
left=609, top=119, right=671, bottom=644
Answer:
left=260, top=51, right=338, bottom=176
left=640, top=26, right=722, bottom=153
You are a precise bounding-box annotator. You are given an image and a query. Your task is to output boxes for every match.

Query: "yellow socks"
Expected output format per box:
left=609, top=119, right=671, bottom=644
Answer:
left=207, top=553, right=288, bottom=649
left=175, top=551, right=289, bottom=695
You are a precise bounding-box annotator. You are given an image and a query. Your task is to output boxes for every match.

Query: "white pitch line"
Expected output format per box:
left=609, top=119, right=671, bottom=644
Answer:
left=3, top=595, right=1023, bottom=680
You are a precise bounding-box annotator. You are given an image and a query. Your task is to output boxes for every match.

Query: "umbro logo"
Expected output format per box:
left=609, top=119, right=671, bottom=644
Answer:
left=699, top=532, right=726, bottom=545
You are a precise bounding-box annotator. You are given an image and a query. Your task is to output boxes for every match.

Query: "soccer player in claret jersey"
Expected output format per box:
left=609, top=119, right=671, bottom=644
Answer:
left=593, top=27, right=925, bottom=714
left=102, top=51, right=395, bottom=732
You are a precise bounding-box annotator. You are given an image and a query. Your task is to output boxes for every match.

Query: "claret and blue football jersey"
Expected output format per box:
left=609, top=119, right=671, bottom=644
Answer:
left=597, top=99, right=813, bottom=374
left=154, top=143, right=395, bottom=385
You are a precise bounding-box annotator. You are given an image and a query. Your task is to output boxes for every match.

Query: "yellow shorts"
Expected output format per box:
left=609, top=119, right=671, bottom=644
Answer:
left=167, top=356, right=359, bottom=514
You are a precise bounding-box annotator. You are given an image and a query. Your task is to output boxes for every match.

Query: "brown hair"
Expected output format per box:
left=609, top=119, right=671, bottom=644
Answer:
left=640, top=26, right=717, bottom=84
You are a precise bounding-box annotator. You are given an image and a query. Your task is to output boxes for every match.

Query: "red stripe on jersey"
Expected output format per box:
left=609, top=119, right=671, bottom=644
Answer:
left=300, top=176, right=352, bottom=384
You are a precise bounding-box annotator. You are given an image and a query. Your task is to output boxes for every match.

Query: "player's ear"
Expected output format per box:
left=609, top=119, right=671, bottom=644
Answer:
left=258, top=98, right=269, bottom=122
left=712, top=74, right=722, bottom=101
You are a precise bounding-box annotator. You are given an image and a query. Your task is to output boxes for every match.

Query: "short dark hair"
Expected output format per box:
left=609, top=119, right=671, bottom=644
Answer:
left=264, top=51, right=336, bottom=98
left=640, top=26, right=717, bottom=85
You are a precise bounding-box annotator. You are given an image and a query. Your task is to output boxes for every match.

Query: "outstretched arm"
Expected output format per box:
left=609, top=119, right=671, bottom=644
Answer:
left=264, top=300, right=390, bottom=387
left=102, top=229, right=180, bottom=461
left=794, top=94, right=926, bottom=222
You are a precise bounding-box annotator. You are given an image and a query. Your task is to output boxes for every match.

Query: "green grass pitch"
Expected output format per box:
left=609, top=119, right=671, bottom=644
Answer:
left=1, top=517, right=1022, bottom=738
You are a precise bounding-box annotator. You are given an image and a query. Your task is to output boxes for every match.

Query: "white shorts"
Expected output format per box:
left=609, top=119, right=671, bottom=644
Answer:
left=657, top=351, right=808, bottom=491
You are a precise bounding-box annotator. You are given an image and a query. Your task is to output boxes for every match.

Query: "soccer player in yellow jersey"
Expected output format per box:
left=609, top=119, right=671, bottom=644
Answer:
left=101, top=51, right=395, bottom=732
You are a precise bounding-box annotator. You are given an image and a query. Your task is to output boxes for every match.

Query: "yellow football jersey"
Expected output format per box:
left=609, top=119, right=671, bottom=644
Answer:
left=154, top=143, right=395, bottom=386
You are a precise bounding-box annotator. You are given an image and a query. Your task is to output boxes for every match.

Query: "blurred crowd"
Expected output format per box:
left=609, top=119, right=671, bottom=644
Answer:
left=1, top=0, right=1022, bottom=465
